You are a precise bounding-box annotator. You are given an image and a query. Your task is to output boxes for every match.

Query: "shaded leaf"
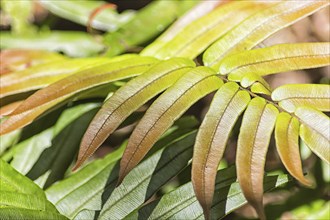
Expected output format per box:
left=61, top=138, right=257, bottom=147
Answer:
left=40, top=0, right=134, bottom=31
left=98, top=131, right=196, bottom=220
left=236, top=98, right=279, bottom=220
left=127, top=166, right=291, bottom=220
left=0, top=31, right=105, bottom=57
left=0, top=49, right=65, bottom=75
left=75, top=57, right=195, bottom=169
left=272, top=84, right=330, bottom=112
left=141, top=0, right=222, bottom=56
left=118, top=66, right=223, bottom=184
left=295, top=106, right=330, bottom=163
left=204, top=1, right=329, bottom=69
left=0, top=56, right=157, bottom=135
left=142, top=1, right=267, bottom=59
left=219, top=43, right=330, bottom=80
left=275, top=112, right=311, bottom=186
left=192, top=82, right=250, bottom=218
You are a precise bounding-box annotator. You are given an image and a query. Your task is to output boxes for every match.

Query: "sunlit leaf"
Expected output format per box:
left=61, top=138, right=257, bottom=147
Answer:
left=0, top=31, right=105, bottom=57
left=0, top=57, right=110, bottom=99
left=141, top=0, right=222, bottom=56
left=295, top=106, right=330, bottom=163
left=0, top=56, right=157, bottom=135
left=118, top=67, right=223, bottom=184
left=127, top=166, right=291, bottom=220
left=192, top=82, right=250, bottom=218
left=40, top=0, right=134, bottom=31
left=275, top=112, right=312, bottom=186
left=142, top=1, right=267, bottom=59
left=204, top=1, right=329, bottom=69
left=272, top=84, right=330, bottom=112
left=219, top=43, right=330, bottom=80
left=236, top=97, right=279, bottom=220
left=75, top=58, right=195, bottom=169
left=0, top=49, right=65, bottom=75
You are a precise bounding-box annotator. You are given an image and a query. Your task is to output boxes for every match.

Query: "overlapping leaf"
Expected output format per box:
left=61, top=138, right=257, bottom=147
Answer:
left=118, top=67, right=223, bottom=184
left=295, top=107, right=330, bottom=163
left=75, top=58, right=195, bottom=169
left=0, top=160, right=67, bottom=220
left=275, top=112, right=311, bottom=186
left=203, top=1, right=329, bottom=69
left=127, top=166, right=291, bottom=220
left=219, top=43, right=330, bottom=80
left=236, top=98, right=279, bottom=220
left=272, top=84, right=330, bottom=112
left=142, top=1, right=267, bottom=60
left=192, top=82, right=250, bottom=218
left=0, top=56, right=157, bottom=135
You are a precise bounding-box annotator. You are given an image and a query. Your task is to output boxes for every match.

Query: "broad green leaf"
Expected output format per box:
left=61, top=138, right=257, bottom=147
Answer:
left=0, top=160, right=66, bottom=219
left=236, top=98, right=279, bottom=220
left=98, top=131, right=196, bottom=220
left=104, top=0, right=197, bottom=57
left=141, top=0, right=222, bottom=56
left=192, top=82, right=250, bottom=218
left=219, top=43, right=330, bottom=80
left=0, top=127, right=21, bottom=155
left=39, top=0, right=134, bottom=31
left=0, top=57, right=110, bottom=99
left=295, top=107, right=330, bottom=163
left=203, top=1, right=329, bottom=69
left=250, top=82, right=272, bottom=96
left=275, top=112, right=311, bottom=186
left=272, top=84, right=330, bottom=112
left=75, top=58, right=195, bottom=169
left=0, top=49, right=65, bottom=75
left=0, top=31, right=105, bottom=57
left=127, top=167, right=291, bottom=220
left=118, top=67, right=223, bottom=184
left=142, top=1, right=267, bottom=60
left=0, top=56, right=157, bottom=135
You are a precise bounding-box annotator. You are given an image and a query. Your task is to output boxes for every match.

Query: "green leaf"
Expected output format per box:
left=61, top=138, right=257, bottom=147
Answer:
left=0, top=160, right=67, bottom=219
left=295, top=106, right=330, bottom=163
left=272, top=84, right=330, bottom=112
left=127, top=166, right=291, bottom=220
left=275, top=112, right=311, bottom=186
left=236, top=98, right=279, bottom=220
left=0, top=31, right=105, bottom=57
left=98, top=131, right=196, bottom=220
left=192, top=82, right=250, bottom=218
left=39, top=0, right=134, bottom=31
left=142, top=1, right=266, bottom=59
left=203, top=1, right=329, bottom=69
left=118, top=66, right=223, bottom=184
left=140, top=0, right=221, bottom=57
left=0, top=57, right=110, bottom=99
left=104, top=0, right=197, bottom=57
left=219, top=43, right=330, bottom=80
left=75, top=58, right=195, bottom=169
left=0, top=56, right=157, bottom=135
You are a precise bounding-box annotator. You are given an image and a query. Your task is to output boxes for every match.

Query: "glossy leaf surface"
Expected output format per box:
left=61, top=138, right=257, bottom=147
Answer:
left=192, top=82, right=250, bottom=218
left=295, top=107, right=330, bottom=163
left=272, top=84, right=330, bottom=112
left=118, top=67, right=223, bottom=184
left=275, top=112, right=311, bottom=186
left=127, top=166, right=291, bottom=220
left=204, top=1, right=329, bottom=69
left=142, top=1, right=266, bottom=60
left=0, top=57, right=157, bottom=135
left=236, top=98, right=279, bottom=220
left=75, top=58, right=195, bottom=169
left=0, top=31, right=105, bottom=57
left=220, top=43, right=330, bottom=80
